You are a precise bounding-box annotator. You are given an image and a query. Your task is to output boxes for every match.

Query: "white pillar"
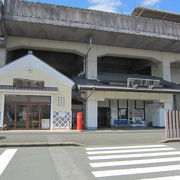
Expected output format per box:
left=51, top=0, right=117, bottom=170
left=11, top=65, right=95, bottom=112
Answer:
left=85, top=100, right=98, bottom=129
left=86, top=46, right=97, bottom=80
left=0, top=48, right=6, bottom=67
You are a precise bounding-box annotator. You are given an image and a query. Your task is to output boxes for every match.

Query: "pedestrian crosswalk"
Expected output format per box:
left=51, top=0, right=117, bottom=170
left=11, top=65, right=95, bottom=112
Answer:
left=0, top=149, right=17, bottom=176
left=85, top=144, right=180, bottom=179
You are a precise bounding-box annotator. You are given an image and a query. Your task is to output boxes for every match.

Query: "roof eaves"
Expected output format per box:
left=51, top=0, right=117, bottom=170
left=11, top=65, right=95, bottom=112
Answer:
left=78, top=84, right=180, bottom=94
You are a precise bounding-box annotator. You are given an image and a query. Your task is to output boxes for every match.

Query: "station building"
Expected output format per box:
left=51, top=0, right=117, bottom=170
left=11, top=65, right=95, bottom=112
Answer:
left=0, top=0, right=180, bottom=130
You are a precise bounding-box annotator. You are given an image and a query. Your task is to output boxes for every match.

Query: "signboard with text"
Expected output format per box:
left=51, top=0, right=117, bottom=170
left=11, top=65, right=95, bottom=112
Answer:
left=127, top=78, right=160, bottom=88
left=129, top=109, right=145, bottom=127
left=13, top=78, right=44, bottom=88
left=41, top=119, right=50, bottom=129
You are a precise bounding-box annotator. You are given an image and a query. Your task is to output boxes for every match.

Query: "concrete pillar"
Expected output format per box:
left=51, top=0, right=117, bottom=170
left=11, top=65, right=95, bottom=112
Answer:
left=151, top=54, right=171, bottom=81
left=85, top=100, right=98, bottom=129
left=86, top=46, right=97, bottom=80
left=0, top=48, right=6, bottom=67
left=162, top=60, right=171, bottom=81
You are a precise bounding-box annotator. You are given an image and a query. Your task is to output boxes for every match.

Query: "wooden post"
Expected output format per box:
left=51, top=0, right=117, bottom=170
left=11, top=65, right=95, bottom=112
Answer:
left=169, top=111, right=173, bottom=138
left=172, top=111, right=176, bottom=138
left=176, top=111, right=180, bottom=138
left=165, top=111, right=169, bottom=138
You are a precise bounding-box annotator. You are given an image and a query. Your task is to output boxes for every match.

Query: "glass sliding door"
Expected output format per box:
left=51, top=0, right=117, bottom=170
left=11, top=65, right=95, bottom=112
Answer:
left=16, top=104, right=28, bottom=128
left=29, top=104, right=40, bottom=129
left=4, top=104, right=15, bottom=129
left=29, top=104, right=51, bottom=129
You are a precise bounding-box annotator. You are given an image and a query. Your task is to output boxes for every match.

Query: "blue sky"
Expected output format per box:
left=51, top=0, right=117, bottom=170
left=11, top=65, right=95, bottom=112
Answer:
left=25, top=0, right=179, bottom=15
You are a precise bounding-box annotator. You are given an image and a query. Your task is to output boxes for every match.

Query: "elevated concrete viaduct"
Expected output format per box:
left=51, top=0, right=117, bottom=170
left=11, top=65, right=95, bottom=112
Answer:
left=2, top=0, right=180, bottom=52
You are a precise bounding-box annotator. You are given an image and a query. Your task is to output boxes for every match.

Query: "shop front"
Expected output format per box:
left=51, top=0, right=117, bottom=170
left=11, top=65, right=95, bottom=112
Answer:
left=0, top=53, right=74, bottom=131
left=94, top=92, right=173, bottom=130
left=98, top=99, right=158, bottom=128
left=4, top=95, right=51, bottom=130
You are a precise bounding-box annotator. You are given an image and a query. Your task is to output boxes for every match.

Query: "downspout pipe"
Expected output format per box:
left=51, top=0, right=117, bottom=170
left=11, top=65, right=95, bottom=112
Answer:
left=78, top=36, right=92, bottom=78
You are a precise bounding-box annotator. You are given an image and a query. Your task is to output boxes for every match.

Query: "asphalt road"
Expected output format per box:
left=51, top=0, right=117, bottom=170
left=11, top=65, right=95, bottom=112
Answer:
left=1, top=143, right=180, bottom=180
left=0, top=129, right=165, bottom=146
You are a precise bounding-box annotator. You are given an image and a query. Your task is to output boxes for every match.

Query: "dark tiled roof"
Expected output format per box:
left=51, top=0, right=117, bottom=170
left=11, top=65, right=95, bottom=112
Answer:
left=73, top=74, right=180, bottom=94
left=0, top=85, right=58, bottom=91
left=98, top=73, right=180, bottom=89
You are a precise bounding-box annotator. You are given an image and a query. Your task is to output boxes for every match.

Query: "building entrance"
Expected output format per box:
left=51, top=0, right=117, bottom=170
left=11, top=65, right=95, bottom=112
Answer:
left=98, top=107, right=111, bottom=128
left=4, top=95, right=51, bottom=130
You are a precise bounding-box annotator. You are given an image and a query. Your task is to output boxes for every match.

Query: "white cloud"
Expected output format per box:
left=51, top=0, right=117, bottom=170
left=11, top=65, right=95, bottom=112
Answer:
left=88, top=0, right=122, bottom=13
left=141, top=0, right=161, bottom=6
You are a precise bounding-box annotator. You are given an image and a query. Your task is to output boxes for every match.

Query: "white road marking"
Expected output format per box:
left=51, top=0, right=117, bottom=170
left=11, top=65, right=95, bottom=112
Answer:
left=92, top=164, right=180, bottom=178
left=86, top=144, right=167, bottom=151
left=0, top=149, right=17, bottom=176
left=90, top=156, right=180, bottom=168
left=87, top=147, right=175, bottom=155
left=88, top=151, right=180, bottom=160
left=140, top=175, right=180, bottom=180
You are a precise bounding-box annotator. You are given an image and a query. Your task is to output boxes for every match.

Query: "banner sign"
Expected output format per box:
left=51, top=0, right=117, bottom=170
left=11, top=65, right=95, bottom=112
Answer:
left=127, top=78, right=160, bottom=88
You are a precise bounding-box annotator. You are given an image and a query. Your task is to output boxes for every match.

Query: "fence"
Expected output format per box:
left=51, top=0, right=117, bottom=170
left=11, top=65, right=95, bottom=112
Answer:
left=165, top=110, right=180, bottom=139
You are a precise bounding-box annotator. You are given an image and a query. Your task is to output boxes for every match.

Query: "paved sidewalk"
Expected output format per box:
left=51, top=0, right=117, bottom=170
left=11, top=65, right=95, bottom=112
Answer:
left=0, top=128, right=167, bottom=147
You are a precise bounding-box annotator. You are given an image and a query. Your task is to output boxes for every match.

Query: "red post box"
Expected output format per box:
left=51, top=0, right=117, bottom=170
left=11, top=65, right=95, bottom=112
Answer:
left=77, top=112, right=83, bottom=131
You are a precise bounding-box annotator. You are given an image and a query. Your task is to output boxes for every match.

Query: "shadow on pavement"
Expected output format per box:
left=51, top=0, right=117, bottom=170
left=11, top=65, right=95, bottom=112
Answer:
left=0, top=136, right=6, bottom=141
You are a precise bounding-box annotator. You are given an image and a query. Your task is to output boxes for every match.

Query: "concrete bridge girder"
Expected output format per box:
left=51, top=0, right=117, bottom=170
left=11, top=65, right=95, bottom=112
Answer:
left=6, top=36, right=180, bottom=82
left=7, top=37, right=87, bottom=57
left=8, top=36, right=180, bottom=64
left=96, top=45, right=163, bottom=63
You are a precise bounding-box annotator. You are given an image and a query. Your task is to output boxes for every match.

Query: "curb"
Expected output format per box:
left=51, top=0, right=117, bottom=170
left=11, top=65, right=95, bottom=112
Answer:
left=0, top=142, right=83, bottom=148
left=160, top=138, right=180, bottom=143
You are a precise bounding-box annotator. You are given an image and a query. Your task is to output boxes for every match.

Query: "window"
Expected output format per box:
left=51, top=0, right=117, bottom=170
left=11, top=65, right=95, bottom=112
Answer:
left=58, top=96, right=65, bottom=107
